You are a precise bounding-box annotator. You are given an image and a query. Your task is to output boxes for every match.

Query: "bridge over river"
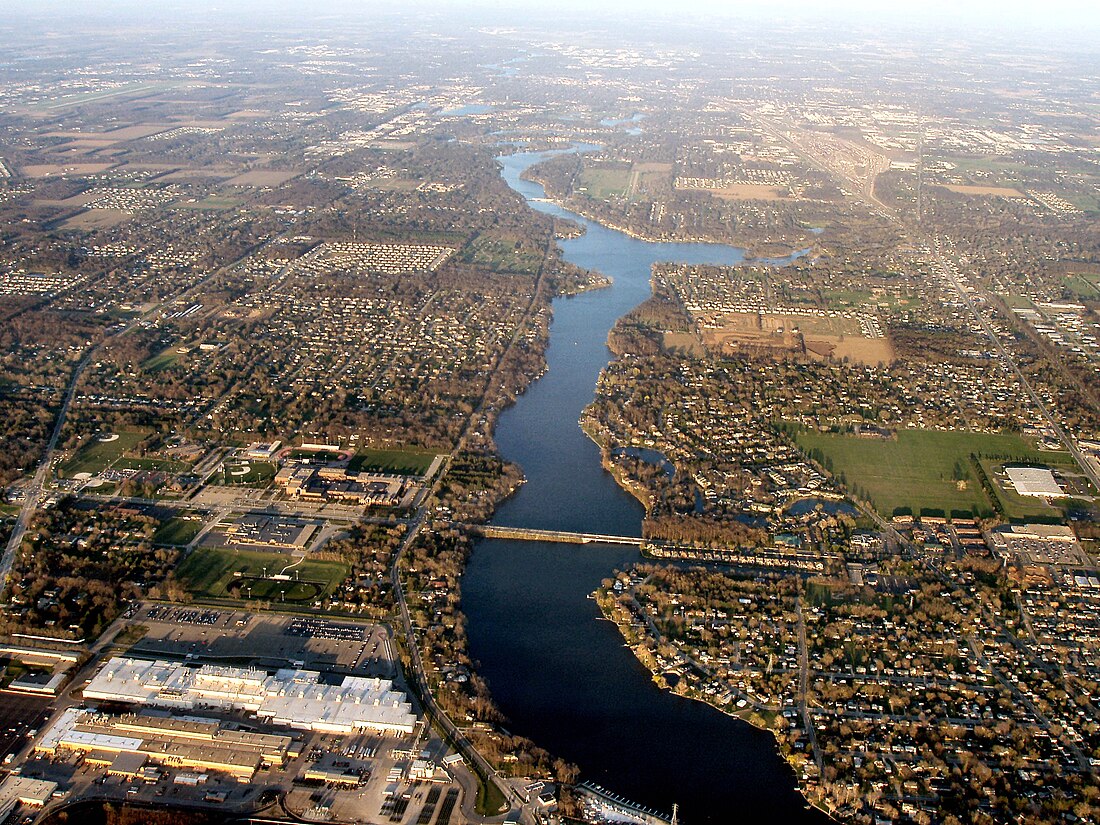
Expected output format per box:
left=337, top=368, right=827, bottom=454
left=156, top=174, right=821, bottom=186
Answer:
left=469, top=524, right=644, bottom=545
left=460, top=523, right=833, bottom=574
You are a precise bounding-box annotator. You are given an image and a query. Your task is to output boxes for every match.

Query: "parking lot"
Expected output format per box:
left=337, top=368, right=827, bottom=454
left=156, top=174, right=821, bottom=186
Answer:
left=0, top=692, right=51, bottom=762
left=129, top=605, right=395, bottom=675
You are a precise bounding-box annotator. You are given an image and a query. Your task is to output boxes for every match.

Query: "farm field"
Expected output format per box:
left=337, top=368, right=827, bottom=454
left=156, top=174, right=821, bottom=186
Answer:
left=793, top=428, right=1069, bottom=518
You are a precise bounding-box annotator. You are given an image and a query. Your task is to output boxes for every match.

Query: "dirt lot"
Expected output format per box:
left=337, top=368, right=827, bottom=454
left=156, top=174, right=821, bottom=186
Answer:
left=62, top=209, right=131, bottom=230
left=701, top=311, right=893, bottom=364
left=825, top=335, right=895, bottom=365
left=711, top=183, right=789, bottom=200
left=227, top=169, right=300, bottom=186
left=939, top=183, right=1027, bottom=198
left=21, top=162, right=115, bottom=178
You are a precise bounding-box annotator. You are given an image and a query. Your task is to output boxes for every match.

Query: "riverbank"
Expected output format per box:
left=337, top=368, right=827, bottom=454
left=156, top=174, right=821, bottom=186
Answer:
left=579, top=414, right=654, bottom=515
left=593, top=584, right=834, bottom=820
left=521, top=170, right=816, bottom=259
left=461, top=144, right=827, bottom=824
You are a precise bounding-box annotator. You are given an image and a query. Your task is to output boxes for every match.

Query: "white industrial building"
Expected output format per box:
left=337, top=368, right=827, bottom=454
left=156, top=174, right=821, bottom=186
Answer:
left=83, top=657, right=417, bottom=735
left=1005, top=466, right=1066, bottom=498
left=0, top=776, right=57, bottom=822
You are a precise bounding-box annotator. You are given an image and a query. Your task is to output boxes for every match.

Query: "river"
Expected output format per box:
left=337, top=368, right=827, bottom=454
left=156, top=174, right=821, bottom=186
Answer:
left=460, top=149, right=828, bottom=824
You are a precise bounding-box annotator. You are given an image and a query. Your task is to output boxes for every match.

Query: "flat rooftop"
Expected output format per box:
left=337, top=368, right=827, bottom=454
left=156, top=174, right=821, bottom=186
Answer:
left=1005, top=466, right=1066, bottom=498
left=84, top=656, right=416, bottom=735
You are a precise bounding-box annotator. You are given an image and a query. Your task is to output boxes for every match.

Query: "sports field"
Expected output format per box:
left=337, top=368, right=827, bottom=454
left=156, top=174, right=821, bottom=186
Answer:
left=60, top=429, right=146, bottom=477
left=794, top=428, right=1066, bottom=517
left=152, top=516, right=204, bottom=547
left=175, top=547, right=347, bottom=603
left=348, top=446, right=437, bottom=475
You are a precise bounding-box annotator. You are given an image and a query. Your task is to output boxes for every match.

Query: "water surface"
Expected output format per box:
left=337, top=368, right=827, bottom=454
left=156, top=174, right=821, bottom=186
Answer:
left=462, top=148, right=828, bottom=824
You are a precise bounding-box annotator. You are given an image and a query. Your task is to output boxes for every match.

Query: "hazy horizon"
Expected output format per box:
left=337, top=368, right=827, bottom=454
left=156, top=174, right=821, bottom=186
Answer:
left=3, top=0, right=1100, bottom=36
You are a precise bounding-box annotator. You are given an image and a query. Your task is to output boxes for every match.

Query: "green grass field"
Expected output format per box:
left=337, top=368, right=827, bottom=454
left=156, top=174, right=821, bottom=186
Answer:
left=61, top=430, right=147, bottom=477
left=1066, top=194, right=1100, bottom=214
left=176, top=547, right=347, bottom=602
left=142, top=348, right=184, bottom=373
left=348, top=447, right=437, bottom=475
left=577, top=163, right=632, bottom=200
left=221, top=461, right=277, bottom=486
left=115, top=456, right=190, bottom=473
left=1064, top=274, right=1100, bottom=300
left=177, top=196, right=242, bottom=211
left=794, top=428, right=1067, bottom=518
left=153, top=516, right=204, bottom=546
left=461, top=232, right=543, bottom=275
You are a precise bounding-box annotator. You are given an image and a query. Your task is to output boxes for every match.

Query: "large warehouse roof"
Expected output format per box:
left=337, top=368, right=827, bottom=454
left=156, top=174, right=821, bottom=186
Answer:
left=1005, top=466, right=1066, bottom=498
left=84, top=657, right=416, bottom=735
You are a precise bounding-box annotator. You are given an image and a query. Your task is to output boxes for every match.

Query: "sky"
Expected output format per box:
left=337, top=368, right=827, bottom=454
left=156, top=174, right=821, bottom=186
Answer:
left=431, top=0, right=1100, bottom=29
left=4, top=0, right=1100, bottom=34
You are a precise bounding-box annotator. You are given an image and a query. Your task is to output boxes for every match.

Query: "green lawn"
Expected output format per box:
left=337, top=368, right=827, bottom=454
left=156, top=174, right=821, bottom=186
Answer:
left=115, top=456, right=190, bottom=473
left=177, top=196, right=242, bottom=211
left=577, top=163, right=632, bottom=200
left=153, top=516, right=204, bottom=546
left=1066, top=194, right=1100, bottom=214
left=175, top=547, right=347, bottom=602
left=142, top=348, right=183, bottom=373
left=1064, top=274, right=1100, bottom=300
left=820, top=287, right=873, bottom=309
left=794, top=428, right=1066, bottom=518
left=348, top=446, right=438, bottom=475
left=461, top=233, right=543, bottom=275
left=221, top=461, right=277, bottom=486
left=61, top=430, right=147, bottom=477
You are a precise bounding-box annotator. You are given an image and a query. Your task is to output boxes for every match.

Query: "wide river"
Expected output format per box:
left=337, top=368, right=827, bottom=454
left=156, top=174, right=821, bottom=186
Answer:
left=461, top=149, right=828, bottom=824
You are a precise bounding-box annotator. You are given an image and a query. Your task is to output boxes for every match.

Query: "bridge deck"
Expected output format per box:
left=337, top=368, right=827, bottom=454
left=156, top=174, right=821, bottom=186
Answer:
left=472, top=525, right=643, bottom=545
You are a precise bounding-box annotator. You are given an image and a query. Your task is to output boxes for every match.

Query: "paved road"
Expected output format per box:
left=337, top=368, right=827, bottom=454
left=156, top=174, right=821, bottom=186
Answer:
left=0, top=350, right=92, bottom=588
left=928, top=238, right=1100, bottom=492
left=386, top=234, right=559, bottom=821
left=0, top=238, right=279, bottom=594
